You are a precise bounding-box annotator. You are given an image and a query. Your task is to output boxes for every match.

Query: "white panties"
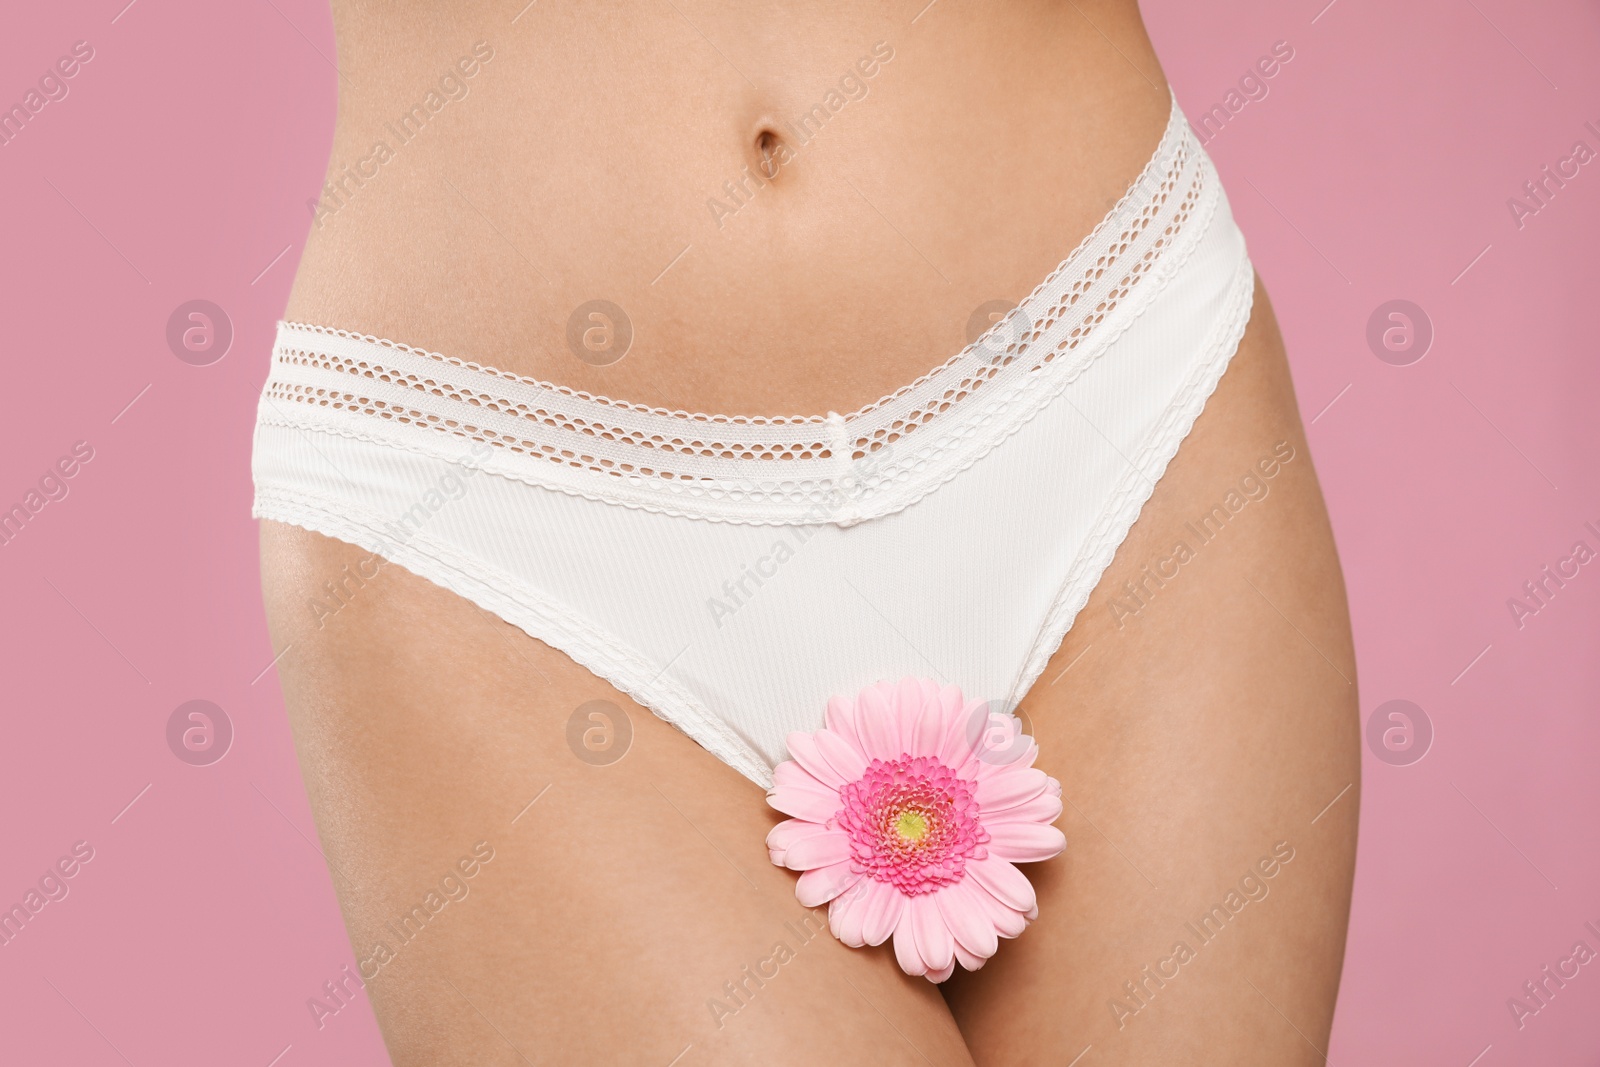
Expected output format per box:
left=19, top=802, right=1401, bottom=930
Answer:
left=252, top=92, right=1254, bottom=787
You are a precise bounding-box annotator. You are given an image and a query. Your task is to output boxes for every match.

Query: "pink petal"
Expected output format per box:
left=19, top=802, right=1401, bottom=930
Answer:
left=952, top=941, right=988, bottom=973
left=861, top=880, right=905, bottom=947
left=938, top=697, right=988, bottom=770
left=765, top=787, right=838, bottom=824
left=970, top=879, right=1029, bottom=938
left=972, top=708, right=1043, bottom=771
left=766, top=765, right=842, bottom=823
left=856, top=685, right=901, bottom=761
left=896, top=677, right=925, bottom=753
left=892, top=907, right=927, bottom=976
left=795, top=860, right=862, bottom=908
left=765, top=818, right=818, bottom=849
left=906, top=682, right=944, bottom=757
left=976, top=767, right=1053, bottom=811
left=765, top=818, right=828, bottom=864
left=986, top=821, right=1067, bottom=864
left=783, top=830, right=852, bottom=871
left=936, top=684, right=965, bottom=729
left=979, top=732, right=1037, bottom=771
left=829, top=881, right=871, bottom=948
left=772, top=758, right=826, bottom=792
left=967, top=855, right=1037, bottom=914
left=925, top=960, right=956, bottom=983
left=937, top=880, right=999, bottom=960
left=785, top=731, right=848, bottom=790
left=911, top=894, right=955, bottom=974
left=984, top=792, right=1064, bottom=827
left=974, top=739, right=1039, bottom=777
left=825, top=695, right=862, bottom=750
left=813, top=728, right=868, bottom=783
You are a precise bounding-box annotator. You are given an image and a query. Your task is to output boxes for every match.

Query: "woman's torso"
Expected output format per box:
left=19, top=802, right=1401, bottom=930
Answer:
left=286, top=0, right=1172, bottom=416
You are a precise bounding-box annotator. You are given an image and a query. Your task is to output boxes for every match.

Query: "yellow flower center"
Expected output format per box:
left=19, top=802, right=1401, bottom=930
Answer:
left=894, top=810, right=928, bottom=842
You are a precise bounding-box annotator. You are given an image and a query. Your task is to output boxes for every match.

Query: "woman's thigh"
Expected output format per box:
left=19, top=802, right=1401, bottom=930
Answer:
left=259, top=524, right=975, bottom=1065
left=940, top=276, right=1360, bottom=1064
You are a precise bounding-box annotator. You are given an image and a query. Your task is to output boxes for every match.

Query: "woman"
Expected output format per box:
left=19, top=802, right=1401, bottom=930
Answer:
left=256, top=2, right=1359, bottom=1062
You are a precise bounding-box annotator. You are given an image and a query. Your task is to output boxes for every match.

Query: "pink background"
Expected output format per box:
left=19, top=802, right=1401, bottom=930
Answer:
left=2, top=1, right=1596, bottom=1063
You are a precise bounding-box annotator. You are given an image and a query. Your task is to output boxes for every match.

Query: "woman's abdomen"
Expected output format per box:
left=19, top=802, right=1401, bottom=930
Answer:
left=286, top=0, right=1172, bottom=416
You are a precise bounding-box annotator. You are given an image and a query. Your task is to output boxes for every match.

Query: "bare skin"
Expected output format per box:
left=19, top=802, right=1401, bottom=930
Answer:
left=287, top=0, right=1171, bottom=414
left=937, top=278, right=1359, bottom=1063
left=263, top=2, right=1359, bottom=1063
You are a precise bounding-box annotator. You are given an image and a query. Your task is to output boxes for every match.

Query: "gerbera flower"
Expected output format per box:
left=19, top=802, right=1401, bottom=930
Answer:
left=765, top=678, right=1066, bottom=982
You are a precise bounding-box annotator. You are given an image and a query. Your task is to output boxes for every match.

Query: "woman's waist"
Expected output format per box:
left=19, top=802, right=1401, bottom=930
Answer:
left=261, top=110, right=1253, bottom=530
left=292, top=4, right=1174, bottom=414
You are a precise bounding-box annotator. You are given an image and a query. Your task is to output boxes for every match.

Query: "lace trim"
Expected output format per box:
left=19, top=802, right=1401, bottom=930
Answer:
left=1012, top=253, right=1258, bottom=703
left=258, top=92, right=1220, bottom=526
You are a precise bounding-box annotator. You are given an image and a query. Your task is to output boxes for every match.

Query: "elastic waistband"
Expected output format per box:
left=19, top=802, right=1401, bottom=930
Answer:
left=254, top=92, right=1245, bottom=527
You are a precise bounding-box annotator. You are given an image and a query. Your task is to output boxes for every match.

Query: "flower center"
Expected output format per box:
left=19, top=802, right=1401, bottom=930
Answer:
left=895, top=810, right=928, bottom=841
left=835, top=755, right=989, bottom=895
